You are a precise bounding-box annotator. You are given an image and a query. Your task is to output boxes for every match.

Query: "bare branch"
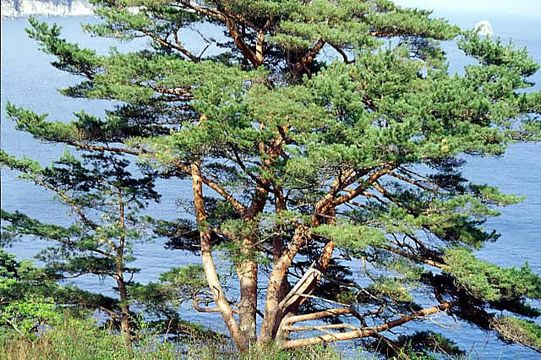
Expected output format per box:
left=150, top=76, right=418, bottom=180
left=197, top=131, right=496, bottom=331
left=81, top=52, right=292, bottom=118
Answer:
left=192, top=300, right=239, bottom=314
left=284, top=308, right=355, bottom=324
left=152, top=85, right=193, bottom=100
left=281, top=302, right=452, bottom=348
left=279, top=266, right=322, bottom=313
left=388, top=171, right=438, bottom=193
left=174, top=160, right=247, bottom=214
left=255, top=19, right=271, bottom=64
left=282, top=323, right=358, bottom=332
left=66, top=142, right=143, bottom=156
left=329, top=43, right=354, bottom=64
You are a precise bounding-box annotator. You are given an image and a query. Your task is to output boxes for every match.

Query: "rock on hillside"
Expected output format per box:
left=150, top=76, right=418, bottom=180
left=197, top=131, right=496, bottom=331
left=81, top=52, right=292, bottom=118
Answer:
left=1, top=0, right=93, bottom=17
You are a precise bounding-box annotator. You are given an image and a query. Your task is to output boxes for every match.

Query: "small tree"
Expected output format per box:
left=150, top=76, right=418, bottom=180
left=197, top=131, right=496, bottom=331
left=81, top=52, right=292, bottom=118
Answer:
left=1, top=149, right=160, bottom=349
left=4, top=0, right=541, bottom=355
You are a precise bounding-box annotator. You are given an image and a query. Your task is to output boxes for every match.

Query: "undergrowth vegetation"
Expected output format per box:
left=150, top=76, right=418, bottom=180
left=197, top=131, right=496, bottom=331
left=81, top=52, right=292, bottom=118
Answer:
left=0, top=316, right=346, bottom=360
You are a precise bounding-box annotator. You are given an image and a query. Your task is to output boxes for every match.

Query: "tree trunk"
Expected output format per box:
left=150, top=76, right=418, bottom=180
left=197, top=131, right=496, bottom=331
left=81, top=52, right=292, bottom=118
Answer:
left=258, top=226, right=308, bottom=344
left=191, top=161, right=247, bottom=351
left=115, top=189, right=132, bottom=353
left=115, top=275, right=133, bottom=352
left=236, top=255, right=258, bottom=347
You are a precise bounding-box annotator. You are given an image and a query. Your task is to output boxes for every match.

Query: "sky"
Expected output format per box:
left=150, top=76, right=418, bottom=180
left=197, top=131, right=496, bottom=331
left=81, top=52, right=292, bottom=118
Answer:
left=393, top=0, right=541, bottom=19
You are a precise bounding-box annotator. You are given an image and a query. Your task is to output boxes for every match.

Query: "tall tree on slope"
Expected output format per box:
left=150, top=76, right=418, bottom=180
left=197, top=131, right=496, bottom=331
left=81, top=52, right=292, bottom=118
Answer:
left=5, top=0, right=541, bottom=355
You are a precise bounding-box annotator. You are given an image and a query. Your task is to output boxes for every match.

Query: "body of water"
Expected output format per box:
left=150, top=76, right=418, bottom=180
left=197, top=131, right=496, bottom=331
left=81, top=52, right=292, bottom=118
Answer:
left=1, top=8, right=540, bottom=359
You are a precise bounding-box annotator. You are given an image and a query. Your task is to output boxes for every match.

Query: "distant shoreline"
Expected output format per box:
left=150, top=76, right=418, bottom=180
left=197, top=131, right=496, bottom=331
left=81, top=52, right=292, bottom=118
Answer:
left=1, top=0, right=93, bottom=18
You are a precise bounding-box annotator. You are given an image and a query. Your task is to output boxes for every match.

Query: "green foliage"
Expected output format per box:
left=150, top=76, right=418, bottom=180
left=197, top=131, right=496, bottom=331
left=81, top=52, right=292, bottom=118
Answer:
left=491, top=317, right=541, bottom=352
left=444, top=247, right=541, bottom=302
left=1, top=210, right=77, bottom=242
left=0, top=316, right=343, bottom=360
left=159, top=265, right=207, bottom=292
left=367, top=276, right=414, bottom=303
left=26, top=17, right=101, bottom=77
left=393, top=331, right=463, bottom=358
left=241, top=343, right=342, bottom=360
left=315, top=223, right=386, bottom=250
left=0, top=299, right=61, bottom=338
left=0, top=250, right=62, bottom=338
left=1, top=149, right=161, bottom=348
left=0, top=316, right=180, bottom=360
left=3, top=0, right=541, bottom=356
left=130, top=264, right=207, bottom=309
left=459, top=32, right=539, bottom=78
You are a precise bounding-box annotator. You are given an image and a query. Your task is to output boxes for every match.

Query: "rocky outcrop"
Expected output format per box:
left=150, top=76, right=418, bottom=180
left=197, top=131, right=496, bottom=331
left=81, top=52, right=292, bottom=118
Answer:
left=1, top=0, right=93, bottom=17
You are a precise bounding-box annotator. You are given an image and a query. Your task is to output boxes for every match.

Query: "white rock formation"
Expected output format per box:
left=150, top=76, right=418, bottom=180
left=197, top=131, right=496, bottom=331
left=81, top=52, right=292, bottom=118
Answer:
left=1, top=0, right=93, bottom=17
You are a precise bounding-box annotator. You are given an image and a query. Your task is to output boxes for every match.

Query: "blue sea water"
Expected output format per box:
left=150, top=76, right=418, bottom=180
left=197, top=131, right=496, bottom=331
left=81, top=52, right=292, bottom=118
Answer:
left=1, top=8, right=540, bottom=359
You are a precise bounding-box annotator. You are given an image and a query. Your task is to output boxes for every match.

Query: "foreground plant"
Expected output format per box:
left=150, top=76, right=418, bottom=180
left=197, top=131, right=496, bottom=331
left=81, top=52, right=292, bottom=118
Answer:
left=0, top=315, right=344, bottom=360
left=0, top=250, right=62, bottom=338
left=2, top=0, right=541, bottom=356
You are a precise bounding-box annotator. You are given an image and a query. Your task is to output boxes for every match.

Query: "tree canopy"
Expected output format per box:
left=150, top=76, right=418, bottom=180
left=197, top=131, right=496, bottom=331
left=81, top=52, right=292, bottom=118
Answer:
left=1, top=0, right=541, bottom=357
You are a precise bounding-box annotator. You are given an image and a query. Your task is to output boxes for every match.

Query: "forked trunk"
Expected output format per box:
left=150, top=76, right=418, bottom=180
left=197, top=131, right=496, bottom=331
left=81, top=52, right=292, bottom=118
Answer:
left=258, top=226, right=310, bottom=344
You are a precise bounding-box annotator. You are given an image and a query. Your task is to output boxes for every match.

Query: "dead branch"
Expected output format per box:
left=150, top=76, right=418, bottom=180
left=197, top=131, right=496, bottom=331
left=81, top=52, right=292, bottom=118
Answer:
left=284, top=307, right=355, bottom=325
left=280, top=302, right=451, bottom=348
left=282, top=323, right=358, bottom=332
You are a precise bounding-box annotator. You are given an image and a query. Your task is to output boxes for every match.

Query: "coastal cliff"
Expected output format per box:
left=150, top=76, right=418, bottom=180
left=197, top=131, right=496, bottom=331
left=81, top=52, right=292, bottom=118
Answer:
left=1, top=0, right=93, bottom=17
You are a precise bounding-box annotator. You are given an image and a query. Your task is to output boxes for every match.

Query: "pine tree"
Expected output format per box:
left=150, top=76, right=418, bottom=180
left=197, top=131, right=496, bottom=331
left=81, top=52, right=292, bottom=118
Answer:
left=1, top=149, right=160, bottom=350
left=3, top=0, right=541, bottom=355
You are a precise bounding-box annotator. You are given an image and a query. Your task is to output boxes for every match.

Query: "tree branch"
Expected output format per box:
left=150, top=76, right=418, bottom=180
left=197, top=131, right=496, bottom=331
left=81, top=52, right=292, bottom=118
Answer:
left=282, top=323, right=358, bottom=332
left=329, top=43, right=354, bottom=64
left=334, top=165, right=395, bottom=206
left=142, top=30, right=199, bottom=61
left=280, top=302, right=452, bottom=348
left=174, top=160, right=247, bottom=214
left=191, top=160, right=245, bottom=350
left=380, top=244, right=448, bottom=270
left=192, top=299, right=239, bottom=314
left=224, top=16, right=261, bottom=67
left=292, top=38, right=326, bottom=76
left=179, top=1, right=226, bottom=21
left=29, top=175, right=99, bottom=231
left=284, top=307, right=354, bottom=324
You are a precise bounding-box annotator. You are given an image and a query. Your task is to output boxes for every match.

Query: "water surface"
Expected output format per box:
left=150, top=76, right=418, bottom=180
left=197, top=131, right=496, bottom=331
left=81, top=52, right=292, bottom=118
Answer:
left=1, top=12, right=540, bottom=359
